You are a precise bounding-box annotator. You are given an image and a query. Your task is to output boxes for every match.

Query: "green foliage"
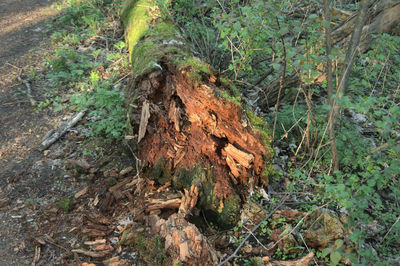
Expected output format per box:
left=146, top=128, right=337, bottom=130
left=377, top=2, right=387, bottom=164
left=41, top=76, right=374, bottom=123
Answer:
left=319, top=239, right=344, bottom=266
left=43, top=0, right=128, bottom=140
left=45, top=46, right=93, bottom=86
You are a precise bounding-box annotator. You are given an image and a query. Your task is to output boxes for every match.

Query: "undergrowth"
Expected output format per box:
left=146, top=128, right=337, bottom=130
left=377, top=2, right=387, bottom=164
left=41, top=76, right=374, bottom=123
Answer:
left=41, top=0, right=128, bottom=140
left=39, top=0, right=400, bottom=264
left=158, top=0, right=400, bottom=264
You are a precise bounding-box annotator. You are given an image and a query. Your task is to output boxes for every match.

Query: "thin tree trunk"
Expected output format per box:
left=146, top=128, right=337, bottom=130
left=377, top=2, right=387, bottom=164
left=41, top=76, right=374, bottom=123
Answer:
left=324, top=0, right=338, bottom=171
left=259, top=0, right=400, bottom=109
left=329, top=0, right=369, bottom=171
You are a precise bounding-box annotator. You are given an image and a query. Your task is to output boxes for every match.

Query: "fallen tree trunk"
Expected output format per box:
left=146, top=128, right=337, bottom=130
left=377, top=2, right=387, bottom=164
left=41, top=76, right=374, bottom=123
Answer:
left=259, top=0, right=400, bottom=108
left=122, top=0, right=273, bottom=228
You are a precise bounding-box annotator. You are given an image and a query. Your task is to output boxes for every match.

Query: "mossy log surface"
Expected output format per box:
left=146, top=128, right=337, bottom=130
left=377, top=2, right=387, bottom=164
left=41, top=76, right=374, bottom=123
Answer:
left=122, top=0, right=273, bottom=227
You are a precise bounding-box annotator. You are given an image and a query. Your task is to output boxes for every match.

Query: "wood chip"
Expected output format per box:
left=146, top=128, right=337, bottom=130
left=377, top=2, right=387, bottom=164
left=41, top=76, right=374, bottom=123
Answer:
left=0, top=198, right=9, bottom=210
left=72, top=249, right=111, bottom=258
left=179, top=185, right=199, bottom=217
left=84, top=213, right=111, bottom=225
left=274, top=252, right=314, bottom=266
left=168, top=99, right=181, bottom=132
left=109, top=178, right=131, bottom=193
left=119, top=166, right=134, bottom=176
left=31, top=245, right=40, bottom=266
left=74, top=187, right=88, bottom=199
left=103, top=256, right=123, bottom=266
left=223, top=144, right=254, bottom=168
left=146, top=198, right=181, bottom=212
left=84, top=239, right=106, bottom=246
left=93, top=243, right=113, bottom=251
left=225, top=155, right=240, bottom=178
left=67, top=159, right=91, bottom=170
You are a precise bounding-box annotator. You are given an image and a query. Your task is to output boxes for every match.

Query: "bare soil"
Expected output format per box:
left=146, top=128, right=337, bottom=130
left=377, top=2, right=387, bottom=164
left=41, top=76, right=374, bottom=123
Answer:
left=0, top=1, right=81, bottom=264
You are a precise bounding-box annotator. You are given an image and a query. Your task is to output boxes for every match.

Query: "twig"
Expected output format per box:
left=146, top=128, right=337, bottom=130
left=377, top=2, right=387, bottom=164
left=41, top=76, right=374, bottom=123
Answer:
left=267, top=202, right=330, bottom=251
left=298, top=232, right=319, bottom=266
left=218, top=197, right=287, bottom=266
left=381, top=215, right=400, bottom=243
left=44, top=235, right=70, bottom=252
left=243, top=225, right=268, bottom=250
left=17, top=75, right=37, bottom=106
left=40, top=109, right=87, bottom=150
left=5, top=62, right=37, bottom=106
left=1, top=100, right=30, bottom=106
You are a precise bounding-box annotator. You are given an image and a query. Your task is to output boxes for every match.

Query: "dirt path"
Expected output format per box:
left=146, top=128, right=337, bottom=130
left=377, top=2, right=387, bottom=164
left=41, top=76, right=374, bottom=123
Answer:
left=0, top=1, right=80, bottom=264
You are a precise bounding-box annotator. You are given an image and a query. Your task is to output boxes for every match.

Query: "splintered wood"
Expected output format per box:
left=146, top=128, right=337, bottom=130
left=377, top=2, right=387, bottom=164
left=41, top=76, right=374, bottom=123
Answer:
left=147, top=213, right=218, bottom=265
left=178, top=185, right=199, bottom=217
left=138, top=100, right=150, bottom=143
left=130, top=67, right=272, bottom=202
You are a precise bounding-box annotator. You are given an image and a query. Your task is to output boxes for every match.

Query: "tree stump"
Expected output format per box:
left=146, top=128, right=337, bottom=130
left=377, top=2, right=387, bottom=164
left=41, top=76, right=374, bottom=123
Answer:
left=122, top=0, right=273, bottom=227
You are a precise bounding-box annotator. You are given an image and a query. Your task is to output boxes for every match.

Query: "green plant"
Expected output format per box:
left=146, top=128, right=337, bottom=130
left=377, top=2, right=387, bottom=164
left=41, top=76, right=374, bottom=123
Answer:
left=58, top=197, right=73, bottom=212
left=233, top=221, right=243, bottom=232
left=319, top=239, right=344, bottom=266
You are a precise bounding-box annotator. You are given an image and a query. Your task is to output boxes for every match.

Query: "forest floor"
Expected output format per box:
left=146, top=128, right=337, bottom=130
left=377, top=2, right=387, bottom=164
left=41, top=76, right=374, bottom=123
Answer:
left=0, top=1, right=138, bottom=265
left=0, top=0, right=84, bottom=264
left=2, top=0, right=398, bottom=265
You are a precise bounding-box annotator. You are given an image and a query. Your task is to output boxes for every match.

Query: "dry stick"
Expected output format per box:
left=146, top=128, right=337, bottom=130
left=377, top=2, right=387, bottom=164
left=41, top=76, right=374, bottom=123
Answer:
left=218, top=198, right=287, bottom=266
left=5, top=62, right=37, bottom=106
left=267, top=202, right=330, bottom=251
left=298, top=231, right=319, bottom=266
left=381, top=215, right=400, bottom=243
left=40, top=109, right=87, bottom=151
left=17, top=75, right=37, bottom=106
left=243, top=225, right=268, bottom=250
left=272, top=17, right=287, bottom=141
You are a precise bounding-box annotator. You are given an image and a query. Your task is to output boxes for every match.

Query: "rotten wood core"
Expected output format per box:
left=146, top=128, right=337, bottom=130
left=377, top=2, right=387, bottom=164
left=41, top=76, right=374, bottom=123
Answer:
left=129, top=63, right=271, bottom=202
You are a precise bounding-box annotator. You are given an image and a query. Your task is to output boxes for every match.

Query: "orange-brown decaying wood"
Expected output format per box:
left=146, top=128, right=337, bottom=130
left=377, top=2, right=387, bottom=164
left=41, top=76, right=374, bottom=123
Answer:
left=130, top=65, right=271, bottom=202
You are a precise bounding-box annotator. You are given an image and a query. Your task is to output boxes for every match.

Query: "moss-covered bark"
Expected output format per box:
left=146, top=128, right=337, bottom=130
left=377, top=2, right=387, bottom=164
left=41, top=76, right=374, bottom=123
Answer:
left=122, top=0, right=274, bottom=227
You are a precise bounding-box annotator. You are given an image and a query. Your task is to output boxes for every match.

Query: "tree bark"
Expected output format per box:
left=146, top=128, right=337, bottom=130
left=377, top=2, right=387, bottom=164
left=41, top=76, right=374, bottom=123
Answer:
left=122, top=0, right=273, bottom=228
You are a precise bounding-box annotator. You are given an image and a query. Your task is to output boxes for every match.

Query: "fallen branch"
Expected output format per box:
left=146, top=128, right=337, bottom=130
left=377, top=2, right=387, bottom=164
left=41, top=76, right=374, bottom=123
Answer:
left=218, top=197, right=287, bottom=266
left=40, top=109, right=87, bottom=150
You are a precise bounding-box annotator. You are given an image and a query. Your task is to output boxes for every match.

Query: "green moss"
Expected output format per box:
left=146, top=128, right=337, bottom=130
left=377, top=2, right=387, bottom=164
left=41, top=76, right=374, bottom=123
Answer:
left=172, top=164, right=206, bottom=190
left=58, top=197, right=73, bottom=212
left=219, top=90, right=242, bottom=106
left=151, top=159, right=171, bottom=185
left=120, top=227, right=170, bottom=264
left=246, top=109, right=274, bottom=155
left=261, top=163, right=275, bottom=186
left=217, top=193, right=241, bottom=227
left=172, top=165, right=241, bottom=228
left=219, top=77, right=241, bottom=98
left=122, top=0, right=154, bottom=56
